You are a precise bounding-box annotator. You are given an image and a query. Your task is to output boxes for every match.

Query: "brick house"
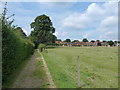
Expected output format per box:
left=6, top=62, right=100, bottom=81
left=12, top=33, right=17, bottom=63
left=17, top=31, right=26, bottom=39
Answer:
left=55, top=41, right=67, bottom=46
left=55, top=41, right=108, bottom=46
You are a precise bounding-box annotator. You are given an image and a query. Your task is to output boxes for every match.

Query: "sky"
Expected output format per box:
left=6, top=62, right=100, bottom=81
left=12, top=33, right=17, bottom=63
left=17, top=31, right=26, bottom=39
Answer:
left=3, top=1, right=118, bottom=41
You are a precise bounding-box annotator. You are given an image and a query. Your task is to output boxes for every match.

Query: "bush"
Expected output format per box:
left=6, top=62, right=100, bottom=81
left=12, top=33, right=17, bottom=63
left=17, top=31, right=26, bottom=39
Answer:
left=38, top=44, right=46, bottom=52
left=2, top=24, right=34, bottom=86
left=46, top=45, right=55, bottom=49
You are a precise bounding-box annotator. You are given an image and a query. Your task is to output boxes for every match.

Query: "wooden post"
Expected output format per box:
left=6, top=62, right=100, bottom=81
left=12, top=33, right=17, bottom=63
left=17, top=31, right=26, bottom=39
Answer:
left=77, top=56, right=80, bottom=88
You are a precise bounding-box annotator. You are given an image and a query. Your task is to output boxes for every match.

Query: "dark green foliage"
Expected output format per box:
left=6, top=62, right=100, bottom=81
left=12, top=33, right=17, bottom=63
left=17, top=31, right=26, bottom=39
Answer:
left=103, top=40, right=107, bottom=42
left=96, top=40, right=100, bottom=42
left=64, top=39, right=71, bottom=42
left=90, top=40, right=95, bottom=43
left=46, top=45, right=55, bottom=49
left=2, top=3, right=34, bottom=86
left=114, top=41, right=117, bottom=44
left=56, top=39, right=62, bottom=41
left=2, top=24, right=34, bottom=86
left=107, top=40, right=114, bottom=46
left=82, top=38, right=89, bottom=42
left=29, top=14, right=57, bottom=48
left=38, top=44, right=46, bottom=52
left=72, top=40, right=79, bottom=42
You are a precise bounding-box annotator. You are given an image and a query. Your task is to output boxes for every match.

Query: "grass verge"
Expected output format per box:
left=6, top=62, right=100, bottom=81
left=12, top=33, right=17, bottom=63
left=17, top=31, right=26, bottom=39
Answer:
left=36, top=49, right=50, bottom=88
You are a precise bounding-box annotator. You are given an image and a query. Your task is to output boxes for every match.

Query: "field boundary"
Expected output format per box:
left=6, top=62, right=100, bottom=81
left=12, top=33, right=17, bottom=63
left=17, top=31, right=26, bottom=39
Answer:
left=38, top=50, right=56, bottom=88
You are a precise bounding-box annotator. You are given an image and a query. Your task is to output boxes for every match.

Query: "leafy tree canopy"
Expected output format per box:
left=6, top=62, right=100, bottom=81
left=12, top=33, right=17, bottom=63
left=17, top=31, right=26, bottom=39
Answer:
left=72, top=40, right=79, bottom=42
left=90, top=40, right=95, bottom=43
left=103, top=40, right=107, bottom=42
left=96, top=40, right=100, bottom=42
left=108, top=40, right=114, bottom=46
left=82, top=38, right=89, bottom=42
left=29, top=14, right=56, bottom=48
left=57, top=39, right=62, bottom=41
left=65, top=39, right=71, bottom=42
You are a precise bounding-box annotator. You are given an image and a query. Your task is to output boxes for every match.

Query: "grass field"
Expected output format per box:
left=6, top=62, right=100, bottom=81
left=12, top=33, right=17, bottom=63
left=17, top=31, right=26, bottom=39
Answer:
left=42, top=46, right=118, bottom=88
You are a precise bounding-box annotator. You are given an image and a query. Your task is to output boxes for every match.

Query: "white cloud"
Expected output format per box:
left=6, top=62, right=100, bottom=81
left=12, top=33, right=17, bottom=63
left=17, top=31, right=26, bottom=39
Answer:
left=2, top=0, right=119, bottom=2
left=86, top=3, right=105, bottom=18
left=99, top=31, right=118, bottom=40
left=100, top=16, right=117, bottom=29
left=5, top=2, right=118, bottom=41
left=61, top=2, right=118, bottom=40
left=2, top=0, right=79, bottom=2
left=63, top=2, right=117, bottom=29
left=62, top=13, right=91, bottom=29
left=83, top=33, right=89, bottom=38
left=61, top=32, right=69, bottom=36
left=38, top=2, right=76, bottom=9
left=71, top=38, right=82, bottom=41
left=97, top=16, right=118, bottom=34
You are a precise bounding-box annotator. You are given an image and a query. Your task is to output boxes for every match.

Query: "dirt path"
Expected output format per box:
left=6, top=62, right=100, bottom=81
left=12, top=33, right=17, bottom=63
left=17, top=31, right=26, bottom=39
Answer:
left=39, top=51, right=56, bottom=88
left=11, top=50, right=49, bottom=88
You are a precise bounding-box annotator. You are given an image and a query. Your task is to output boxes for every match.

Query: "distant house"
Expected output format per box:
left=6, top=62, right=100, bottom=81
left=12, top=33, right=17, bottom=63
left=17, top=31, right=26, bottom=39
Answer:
left=55, top=41, right=109, bottom=47
left=114, top=43, right=120, bottom=46
left=97, top=42, right=102, bottom=46
left=55, top=41, right=67, bottom=46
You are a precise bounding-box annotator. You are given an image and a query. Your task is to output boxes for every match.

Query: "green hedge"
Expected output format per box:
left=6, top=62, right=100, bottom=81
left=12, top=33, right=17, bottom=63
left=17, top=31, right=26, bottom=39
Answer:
left=46, top=45, right=55, bottom=49
left=2, top=25, right=34, bottom=85
left=38, top=44, right=46, bottom=52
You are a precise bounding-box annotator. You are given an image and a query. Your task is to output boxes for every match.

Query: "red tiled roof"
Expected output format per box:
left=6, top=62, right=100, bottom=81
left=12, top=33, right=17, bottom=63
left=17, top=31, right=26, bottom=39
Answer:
left=55, top=41, right=107, bottom=45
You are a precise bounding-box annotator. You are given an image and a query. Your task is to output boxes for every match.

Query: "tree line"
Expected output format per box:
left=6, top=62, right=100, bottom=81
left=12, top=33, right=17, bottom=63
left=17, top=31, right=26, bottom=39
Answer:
left=57, top=38, right=120, bottom=46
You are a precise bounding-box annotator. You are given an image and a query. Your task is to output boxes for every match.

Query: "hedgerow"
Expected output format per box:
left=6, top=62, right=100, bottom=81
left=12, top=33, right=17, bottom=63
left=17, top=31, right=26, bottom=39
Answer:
left=2, top=24, right=34, bottom=86
left=2, top=3, right=34, bottom=85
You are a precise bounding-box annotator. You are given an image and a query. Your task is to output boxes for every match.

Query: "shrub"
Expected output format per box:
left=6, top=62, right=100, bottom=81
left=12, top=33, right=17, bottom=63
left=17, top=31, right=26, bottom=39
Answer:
left=38, top=44, right=46, bottom=52
left=46, top=45, right=55, bottom=49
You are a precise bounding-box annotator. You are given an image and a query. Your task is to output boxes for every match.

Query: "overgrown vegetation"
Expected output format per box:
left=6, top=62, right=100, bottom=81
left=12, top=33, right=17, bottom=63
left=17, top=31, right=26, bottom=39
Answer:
left=2, top=3, right=34, bottom=87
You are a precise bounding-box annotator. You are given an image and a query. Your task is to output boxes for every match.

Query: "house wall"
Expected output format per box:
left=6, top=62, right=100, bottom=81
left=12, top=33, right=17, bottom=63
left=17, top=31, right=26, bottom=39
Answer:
left=55, top=41, right=114, bottom=47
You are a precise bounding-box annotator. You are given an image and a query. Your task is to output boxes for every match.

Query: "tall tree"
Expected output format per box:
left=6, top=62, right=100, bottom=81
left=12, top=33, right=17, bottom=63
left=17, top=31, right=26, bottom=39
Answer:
left=114, top=41, right=117, bottom=43
left=96, top=40, right=100, bottom=42
left=57, top=39, right=62, bottom=41
left=103, top=40, right=107, bottom=42
left=108, top=40, right=114, bottom=46
left=72, top=40, right=79, bottom=42
left=91, top=40, right=95, bottom=43
left=65, top=39, right=71, bottom=42
left=82, top=38, right=89, bottom=42
left=29, top=14, right=56, bottom=48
